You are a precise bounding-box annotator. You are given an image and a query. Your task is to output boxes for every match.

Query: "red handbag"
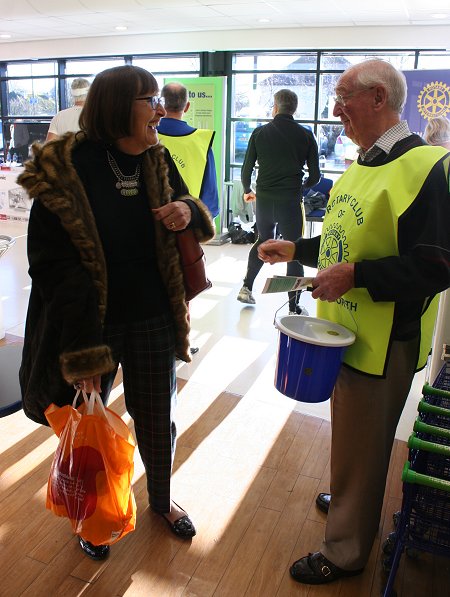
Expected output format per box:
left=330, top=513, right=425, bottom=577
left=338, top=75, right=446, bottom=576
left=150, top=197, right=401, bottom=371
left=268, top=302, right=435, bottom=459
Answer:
left=176, top=228, right=212, bottom=301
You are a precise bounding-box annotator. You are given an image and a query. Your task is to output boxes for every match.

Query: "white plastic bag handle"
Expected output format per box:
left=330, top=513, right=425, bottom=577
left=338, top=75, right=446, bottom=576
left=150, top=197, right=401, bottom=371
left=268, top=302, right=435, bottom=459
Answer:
left=86, top=389, right=108, bottom=419
left=72, top=389, right=89, bottom=409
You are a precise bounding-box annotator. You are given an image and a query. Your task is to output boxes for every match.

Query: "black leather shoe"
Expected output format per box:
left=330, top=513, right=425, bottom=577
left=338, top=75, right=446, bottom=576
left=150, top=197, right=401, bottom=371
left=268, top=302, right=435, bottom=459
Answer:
left=159, top=502, right=196, bottom=539
left=78, top=536, right=110, bottom=560
left=316, top=492, right=331, bottom=514
left=290, top=552, right=363, bottom=585
left=190, top=347, right=199, bottom=355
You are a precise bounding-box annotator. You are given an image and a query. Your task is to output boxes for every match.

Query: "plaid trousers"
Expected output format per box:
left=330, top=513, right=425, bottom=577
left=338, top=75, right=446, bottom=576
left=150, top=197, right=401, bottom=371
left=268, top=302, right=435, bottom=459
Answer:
left=100, top=312, right=177, bottom=513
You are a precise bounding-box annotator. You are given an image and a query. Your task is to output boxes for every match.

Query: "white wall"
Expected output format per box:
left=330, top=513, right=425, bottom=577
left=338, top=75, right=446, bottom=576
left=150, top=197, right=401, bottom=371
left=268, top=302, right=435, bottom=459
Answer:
left=1, top=25, right=450, bottom=61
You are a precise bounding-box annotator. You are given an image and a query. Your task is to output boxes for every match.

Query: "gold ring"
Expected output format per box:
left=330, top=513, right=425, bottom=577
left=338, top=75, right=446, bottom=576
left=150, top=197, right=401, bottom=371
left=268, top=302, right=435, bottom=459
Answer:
left=169, top=222, right=176, bottom=230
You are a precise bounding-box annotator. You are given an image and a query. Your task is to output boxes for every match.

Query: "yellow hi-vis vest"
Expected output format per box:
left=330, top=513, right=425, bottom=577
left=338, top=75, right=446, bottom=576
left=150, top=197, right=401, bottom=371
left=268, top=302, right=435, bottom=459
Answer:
left=158, top=129, right=214, bottom=198
left=317, top=145, right=449, bottom=376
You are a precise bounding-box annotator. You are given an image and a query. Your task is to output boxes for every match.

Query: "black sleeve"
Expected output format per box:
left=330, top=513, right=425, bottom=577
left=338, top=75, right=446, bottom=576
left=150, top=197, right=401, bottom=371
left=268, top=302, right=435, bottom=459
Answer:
left=356, top=158, right=450, bottom=301
left=304, top=133, right=321, bottom=189
left=294, top=235, right=321, bottom=267
left=241, top=132, right=257, bottom=193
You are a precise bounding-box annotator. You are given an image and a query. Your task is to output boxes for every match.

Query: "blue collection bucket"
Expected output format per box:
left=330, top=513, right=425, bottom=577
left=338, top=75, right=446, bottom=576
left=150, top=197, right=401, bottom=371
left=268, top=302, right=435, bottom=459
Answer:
left=274, top=315, right=356, bottom=403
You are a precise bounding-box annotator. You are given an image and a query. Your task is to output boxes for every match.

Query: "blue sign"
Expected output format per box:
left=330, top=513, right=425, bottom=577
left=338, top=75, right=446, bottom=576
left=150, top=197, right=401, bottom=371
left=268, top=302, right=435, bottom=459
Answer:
left=402, top=70, right=450, bottom=134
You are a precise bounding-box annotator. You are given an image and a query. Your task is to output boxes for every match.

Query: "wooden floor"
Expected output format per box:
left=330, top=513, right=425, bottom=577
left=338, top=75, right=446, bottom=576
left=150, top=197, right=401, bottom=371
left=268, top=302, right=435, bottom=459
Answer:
left=1, top=335, right=449, bottom=597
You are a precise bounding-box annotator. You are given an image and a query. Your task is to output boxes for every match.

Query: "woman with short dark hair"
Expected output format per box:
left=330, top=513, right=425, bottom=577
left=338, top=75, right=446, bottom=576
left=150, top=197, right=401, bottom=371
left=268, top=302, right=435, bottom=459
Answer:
left=19, top=65, right=215, bottom=560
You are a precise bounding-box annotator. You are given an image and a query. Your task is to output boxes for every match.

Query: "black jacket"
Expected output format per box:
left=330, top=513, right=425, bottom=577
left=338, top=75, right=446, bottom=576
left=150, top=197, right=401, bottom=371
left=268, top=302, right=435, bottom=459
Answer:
left=17, top=133, right=215, bottom=425
left=241, top=113, right=321, bottom=193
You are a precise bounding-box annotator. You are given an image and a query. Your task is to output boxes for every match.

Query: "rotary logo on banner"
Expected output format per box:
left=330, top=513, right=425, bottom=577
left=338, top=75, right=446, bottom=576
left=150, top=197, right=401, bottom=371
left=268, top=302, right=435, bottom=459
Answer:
left=402, top=69, right=450, bottom=135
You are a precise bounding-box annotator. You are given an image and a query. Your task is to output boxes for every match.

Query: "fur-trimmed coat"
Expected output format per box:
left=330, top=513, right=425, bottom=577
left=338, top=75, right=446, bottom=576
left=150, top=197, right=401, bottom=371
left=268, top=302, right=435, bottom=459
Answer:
left=18, top=132, right=215, bottom=425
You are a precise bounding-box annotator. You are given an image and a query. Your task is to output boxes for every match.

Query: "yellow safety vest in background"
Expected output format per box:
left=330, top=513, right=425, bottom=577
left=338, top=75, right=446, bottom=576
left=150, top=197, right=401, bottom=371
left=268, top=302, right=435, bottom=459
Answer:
left=317, top=145, right=448, bottom=376
left=158, top=129, right=214, bottom=198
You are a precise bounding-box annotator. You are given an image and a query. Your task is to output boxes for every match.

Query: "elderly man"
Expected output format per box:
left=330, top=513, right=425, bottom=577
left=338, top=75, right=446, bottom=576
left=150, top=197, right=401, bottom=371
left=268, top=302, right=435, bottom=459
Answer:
left=157, top=82, right=219, bottom=218
left=237, top=88, right=320, bottom=313
left=258, top=59, right=450, bottom=584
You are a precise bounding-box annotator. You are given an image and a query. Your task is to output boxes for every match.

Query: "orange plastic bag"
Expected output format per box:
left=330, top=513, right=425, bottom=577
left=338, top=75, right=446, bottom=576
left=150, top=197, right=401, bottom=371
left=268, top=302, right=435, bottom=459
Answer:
left=45, top=390, right=136, bottom=545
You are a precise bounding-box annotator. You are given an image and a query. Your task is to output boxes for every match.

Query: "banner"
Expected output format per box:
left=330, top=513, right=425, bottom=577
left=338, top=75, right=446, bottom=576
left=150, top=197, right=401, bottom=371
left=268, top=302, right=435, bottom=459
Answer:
left=402, top=70, right=450, bottom=134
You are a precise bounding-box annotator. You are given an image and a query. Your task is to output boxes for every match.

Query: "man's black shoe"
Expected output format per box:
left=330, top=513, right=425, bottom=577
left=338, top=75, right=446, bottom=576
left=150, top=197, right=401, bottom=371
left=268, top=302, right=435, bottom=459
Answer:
left=290, top=552, right=363, bottom=585
left=316, top=492, right=331, bottom=514
left=190, top=347, right=199, bottom=355
left=78, top=536, right=110, bottom=560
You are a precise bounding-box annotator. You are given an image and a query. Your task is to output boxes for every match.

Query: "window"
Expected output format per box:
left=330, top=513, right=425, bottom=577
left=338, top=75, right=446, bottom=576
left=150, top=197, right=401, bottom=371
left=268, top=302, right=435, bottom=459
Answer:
left=132, top=55, right=200, bottom=73
left=132, top=56, right=200, bottom=90
left=233, top=72, right=316, bottom=120
left=7, top=78, right=57, bottom=117
left=64, top=58, right=126, bottom=75
left=417, top=52, right=450, bottom=69
left=6, top=62, right=57, bottom=77
left=230, top=49, right=449, bottom=176
left=1, top=49, right=450, bottom=169
left=233, top=53, right=317, bottom=71
left=320, top=52, right=416, bottom=71
left=0, top=53, right=201, bottom=160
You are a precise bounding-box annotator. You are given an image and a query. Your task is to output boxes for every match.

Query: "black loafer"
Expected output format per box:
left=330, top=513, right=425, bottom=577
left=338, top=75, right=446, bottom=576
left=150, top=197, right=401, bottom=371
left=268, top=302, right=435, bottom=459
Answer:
left=290, top=552, right=363, bottom=585
left=78, top=536, right=110, bottom=560
left=159, top=502, right=196, bottom=539
left=316, top=492, right=331, bottom=514
left=162, top=513, right=196, bottom=539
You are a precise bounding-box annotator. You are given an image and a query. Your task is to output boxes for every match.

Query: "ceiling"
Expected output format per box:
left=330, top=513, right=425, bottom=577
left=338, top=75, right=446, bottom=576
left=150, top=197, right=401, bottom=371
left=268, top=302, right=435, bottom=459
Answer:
left=1, top=0, right=450, bottom=44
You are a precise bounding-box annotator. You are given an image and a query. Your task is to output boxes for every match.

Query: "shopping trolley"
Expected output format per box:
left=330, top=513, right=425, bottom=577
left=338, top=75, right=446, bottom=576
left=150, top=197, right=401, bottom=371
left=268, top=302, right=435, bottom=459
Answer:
left=382, top=362, right=450, bottom=597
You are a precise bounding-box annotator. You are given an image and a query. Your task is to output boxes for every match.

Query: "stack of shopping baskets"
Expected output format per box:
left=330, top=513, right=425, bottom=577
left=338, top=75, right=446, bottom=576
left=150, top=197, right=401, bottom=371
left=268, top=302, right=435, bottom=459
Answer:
left=382, top=362, right=450, bottom=596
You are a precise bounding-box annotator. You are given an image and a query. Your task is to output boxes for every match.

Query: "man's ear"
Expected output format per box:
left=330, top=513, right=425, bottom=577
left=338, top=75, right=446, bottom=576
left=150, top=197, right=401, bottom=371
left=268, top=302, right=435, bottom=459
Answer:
left=184, top=101, right=190, bottom=114
left=373, top=86, right=387, bottom=110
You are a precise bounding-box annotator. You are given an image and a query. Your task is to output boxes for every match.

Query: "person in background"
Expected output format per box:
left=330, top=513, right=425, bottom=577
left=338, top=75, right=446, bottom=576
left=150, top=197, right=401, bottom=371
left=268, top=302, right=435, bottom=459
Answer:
left=258, top=59, right=450, bottom=585
left=158, top=82, right=219, bottom=218
left=158, top=81, right=219, bottom=355
left=9, top=121, right=30, bottom=163
left=18, top=65, right=215, bottom=561
left=237, top=89, right=320, bottom=314
left=424, top=115, right=450, bottom=150
left=46, top=78, right=90, bottom=141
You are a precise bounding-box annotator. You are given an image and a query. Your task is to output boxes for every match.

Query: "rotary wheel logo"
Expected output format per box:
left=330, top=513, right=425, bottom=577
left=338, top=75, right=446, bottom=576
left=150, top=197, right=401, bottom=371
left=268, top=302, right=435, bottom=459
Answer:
left=417, top=81, right=450, bottom=120
left=318, top=224, right=349, bottom=269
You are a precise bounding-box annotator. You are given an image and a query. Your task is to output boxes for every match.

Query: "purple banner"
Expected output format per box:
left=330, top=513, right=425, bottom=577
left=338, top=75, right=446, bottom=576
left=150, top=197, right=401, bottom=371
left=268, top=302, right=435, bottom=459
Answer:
left=402, top=70, right=450, bottom=135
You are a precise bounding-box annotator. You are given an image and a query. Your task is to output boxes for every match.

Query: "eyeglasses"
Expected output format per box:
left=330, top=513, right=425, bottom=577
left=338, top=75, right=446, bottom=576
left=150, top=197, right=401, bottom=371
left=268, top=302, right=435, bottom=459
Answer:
left=135, top=95, right=165, bottom=109
left=333, top=86, right=375, bottom=107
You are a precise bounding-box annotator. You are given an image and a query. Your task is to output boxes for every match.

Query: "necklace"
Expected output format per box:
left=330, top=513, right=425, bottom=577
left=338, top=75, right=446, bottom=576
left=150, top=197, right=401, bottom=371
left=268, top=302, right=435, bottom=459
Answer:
left=107, top=150, right=141, bottom=196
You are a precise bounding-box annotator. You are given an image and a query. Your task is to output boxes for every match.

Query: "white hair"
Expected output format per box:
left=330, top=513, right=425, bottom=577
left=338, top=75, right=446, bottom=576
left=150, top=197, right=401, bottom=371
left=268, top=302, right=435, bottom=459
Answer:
left=346, top=59, right=407, bottom=114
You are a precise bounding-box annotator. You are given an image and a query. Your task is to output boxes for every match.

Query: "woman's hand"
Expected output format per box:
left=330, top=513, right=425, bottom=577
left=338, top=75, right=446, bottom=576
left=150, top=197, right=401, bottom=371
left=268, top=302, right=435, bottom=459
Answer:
left=152, top=201, right=192, bottom=232
left=74, top=374, right=102, bottom=394
left=258, top=239, right=296, bottom=264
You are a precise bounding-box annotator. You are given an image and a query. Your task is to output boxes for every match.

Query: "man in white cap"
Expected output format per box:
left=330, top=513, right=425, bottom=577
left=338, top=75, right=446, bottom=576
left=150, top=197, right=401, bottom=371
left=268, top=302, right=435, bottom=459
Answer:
left=46, top=78, right=90, bottom=141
